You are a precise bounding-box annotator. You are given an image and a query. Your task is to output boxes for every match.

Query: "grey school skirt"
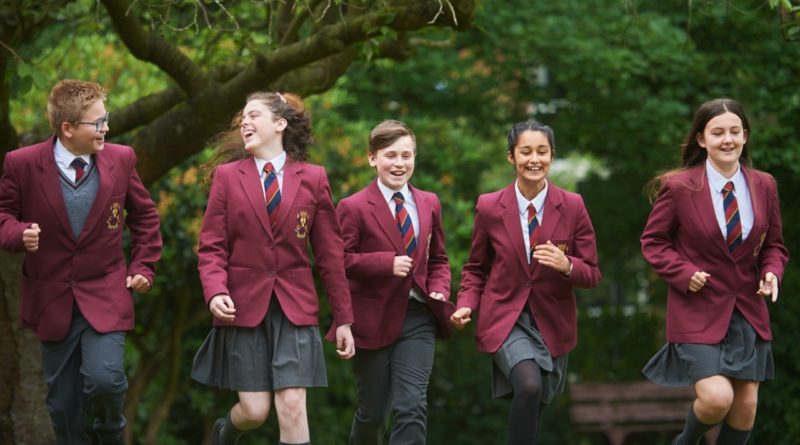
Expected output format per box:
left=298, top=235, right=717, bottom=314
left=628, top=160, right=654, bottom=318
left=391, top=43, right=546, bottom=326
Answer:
left=491, top=310, right=569, bottom=404
left=643, top=310, right=774, bottom=386
left=191, top=297, right=328, bottom=392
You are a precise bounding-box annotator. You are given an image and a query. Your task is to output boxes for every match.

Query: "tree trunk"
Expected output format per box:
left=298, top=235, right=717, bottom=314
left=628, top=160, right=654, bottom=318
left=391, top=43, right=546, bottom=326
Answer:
left=0, top=251, right=54, bottom=443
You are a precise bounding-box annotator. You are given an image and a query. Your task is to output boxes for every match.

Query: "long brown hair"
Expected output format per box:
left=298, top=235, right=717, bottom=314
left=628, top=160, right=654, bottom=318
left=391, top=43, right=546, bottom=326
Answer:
left=644, top=98, right=751, bottom=200
left=204, top=92, right=312, bottom=183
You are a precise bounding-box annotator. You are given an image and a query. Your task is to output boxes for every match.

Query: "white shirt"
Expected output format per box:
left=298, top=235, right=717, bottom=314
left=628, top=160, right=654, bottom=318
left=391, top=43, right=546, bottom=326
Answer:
left=706, top=159, right=753, bottom=241
left=514, top=179, right=548, bottom=264
left=255, top=151, right=287, bottom=200
left=54, top=138, right=92, bottom=182
left=376, top=180, right=419, bottom=244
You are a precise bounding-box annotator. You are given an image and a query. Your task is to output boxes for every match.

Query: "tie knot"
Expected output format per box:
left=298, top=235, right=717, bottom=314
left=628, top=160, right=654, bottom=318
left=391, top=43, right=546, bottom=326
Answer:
left=723, top=181, right=735, bottom=193
left=71, top=158, right=87, bottom=169
left=392, top=192, right=405, bottom=205
left=264, top=162, right=275, bottom=174
left=527, top=203, right=536, bottom=218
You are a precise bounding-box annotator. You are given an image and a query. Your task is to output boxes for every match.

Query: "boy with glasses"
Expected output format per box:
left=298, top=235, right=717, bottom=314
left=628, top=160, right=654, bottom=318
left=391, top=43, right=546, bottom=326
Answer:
left=0, top=79, right=162, bottom=444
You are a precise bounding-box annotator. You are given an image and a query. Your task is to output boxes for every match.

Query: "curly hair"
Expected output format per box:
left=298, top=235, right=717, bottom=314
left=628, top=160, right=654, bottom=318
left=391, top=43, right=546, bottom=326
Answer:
left=204, top=92, right=312, bottom=183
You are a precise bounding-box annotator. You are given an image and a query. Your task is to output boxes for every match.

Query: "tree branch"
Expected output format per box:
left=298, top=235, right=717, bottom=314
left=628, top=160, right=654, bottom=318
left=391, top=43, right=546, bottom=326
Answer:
left=128, top=0, right=475, bottom=185
left=101, top=0, right=210, bottom=95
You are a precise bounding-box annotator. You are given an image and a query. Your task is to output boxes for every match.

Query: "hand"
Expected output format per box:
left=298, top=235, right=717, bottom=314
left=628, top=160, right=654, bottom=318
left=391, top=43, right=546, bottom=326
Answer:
left=126, top=274, right=152, bottom=293
left=429, top=291, right=446, bottom=301
left=688, top=271, right=710, bottom=292
left=335, top=324, right=356, bottom=359
left=22, top=223, right=41, bottom=252
left=532, top=241, right=570, bottom=273
left=393, top=255, right=414, bottom=277
left=757, top=272, right=779, bottom=302
left=450, top=307, right=472, bottom=329
left=209, top=294, right=236, bottom=322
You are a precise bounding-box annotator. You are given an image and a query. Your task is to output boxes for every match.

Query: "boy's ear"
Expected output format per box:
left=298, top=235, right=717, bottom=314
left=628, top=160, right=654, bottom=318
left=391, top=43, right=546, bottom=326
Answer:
left=368, top=152, right=377, bottom=167
left=60, top=121, right=74, bottom=138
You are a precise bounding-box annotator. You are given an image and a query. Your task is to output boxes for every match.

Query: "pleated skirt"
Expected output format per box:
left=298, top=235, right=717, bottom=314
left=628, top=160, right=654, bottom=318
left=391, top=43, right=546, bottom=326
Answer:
left=191, top=297, right=327, bottom=392
left=643, top=310, right=774, bottom=386
left=491, top=310, right=569, bottom=404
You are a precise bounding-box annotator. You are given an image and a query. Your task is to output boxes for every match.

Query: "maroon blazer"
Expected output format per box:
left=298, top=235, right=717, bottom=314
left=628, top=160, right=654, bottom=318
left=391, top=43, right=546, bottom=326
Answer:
left=0, top=138, right=162, bottom=341
left=641, top=165, right=789, bottom=344
left=457, top=183, right=601, bottom=357
left=197, top=157, right=354, bottom=330
left=334, top=180, right=452, bottom=349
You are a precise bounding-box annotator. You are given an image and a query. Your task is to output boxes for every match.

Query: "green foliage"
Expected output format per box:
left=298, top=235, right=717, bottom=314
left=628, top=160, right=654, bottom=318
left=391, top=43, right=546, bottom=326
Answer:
left=6, top=0, right=800, bottom=443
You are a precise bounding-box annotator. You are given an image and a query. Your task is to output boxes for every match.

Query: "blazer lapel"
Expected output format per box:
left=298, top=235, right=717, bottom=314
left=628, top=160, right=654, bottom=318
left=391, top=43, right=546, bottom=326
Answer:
left=76, top=151, right=115, bottom=244
left=499, top=184, right=530, bottom=275
left=735, top=166, right=764, bottom=258
left=410, top=185, right=431, bottom=264
left=367, top=181, right=406, bottom=253
left=689, top=167, right=730, bottom=256
left=37, top=140, right=73, bottom=241
left=538, top=185, right=563, bottom=246
left=276, top=160, right=302, bottom=233
left=238, top=157, right=274, bottom=240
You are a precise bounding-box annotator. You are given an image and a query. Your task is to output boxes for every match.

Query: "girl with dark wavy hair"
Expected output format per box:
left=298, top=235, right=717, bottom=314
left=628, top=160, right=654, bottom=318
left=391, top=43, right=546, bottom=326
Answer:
left=192, top=91, right=356, bottom=445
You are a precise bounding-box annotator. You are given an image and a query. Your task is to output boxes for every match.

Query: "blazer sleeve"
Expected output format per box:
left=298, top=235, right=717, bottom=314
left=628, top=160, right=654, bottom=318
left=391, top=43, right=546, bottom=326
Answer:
left=425, top=196, right=451, bottom=296
left=456, top=198, right=492, bottom=311
left=310, top=169, right=354, bottom=326
left=0, top=153, right=30, bottom=252
left=564, top=196, right=601, bottom=288
left=758, top=175, right=789, bottom=282
left=640, top=180, right=699, bottom=292
left=123, top=148, right=163, bottom=283
left=197, top=167, right=232, bottom=304
left=337, top=198, right=396, bottom=278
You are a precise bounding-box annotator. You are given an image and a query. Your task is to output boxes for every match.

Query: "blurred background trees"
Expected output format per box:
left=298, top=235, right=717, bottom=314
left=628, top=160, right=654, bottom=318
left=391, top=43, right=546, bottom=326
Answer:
left=2, top=0, right=799, bottom=444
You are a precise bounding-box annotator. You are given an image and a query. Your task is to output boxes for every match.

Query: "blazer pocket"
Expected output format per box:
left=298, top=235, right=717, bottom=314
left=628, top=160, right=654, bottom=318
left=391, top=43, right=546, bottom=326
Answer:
left=290, top=205, right=315, bottom=241
left=548, top=238, right=573, bottom=256
left=101, top=195, right=126, bottom=235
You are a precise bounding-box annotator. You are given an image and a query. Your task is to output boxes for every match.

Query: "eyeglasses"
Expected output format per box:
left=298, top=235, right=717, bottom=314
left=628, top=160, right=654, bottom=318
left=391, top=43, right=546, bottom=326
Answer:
left=75, top=112, right=109, bottom=132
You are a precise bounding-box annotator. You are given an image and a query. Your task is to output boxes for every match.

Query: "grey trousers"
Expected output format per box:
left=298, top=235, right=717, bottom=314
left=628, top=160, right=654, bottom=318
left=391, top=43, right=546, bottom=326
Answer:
left=349, top=299, right=437, bottom=445
left=41, top=307, right=128, bottom=445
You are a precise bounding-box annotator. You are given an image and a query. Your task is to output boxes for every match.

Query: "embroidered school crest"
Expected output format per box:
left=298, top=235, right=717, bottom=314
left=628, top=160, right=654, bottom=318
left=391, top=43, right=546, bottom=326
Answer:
left=557, top=243, right=568, bottom=253
left=295, top=210, right=309, bottom=239
left=106, top=202, right=121, bottom=230
left=753, top=232, right=767, bottom=257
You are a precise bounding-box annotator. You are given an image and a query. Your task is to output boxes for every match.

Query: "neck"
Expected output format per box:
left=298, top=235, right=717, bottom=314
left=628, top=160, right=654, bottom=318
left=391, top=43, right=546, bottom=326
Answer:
left=252, top=142, right=284, bottom=161
left=518, top=178, right=545, bottom=201
left=709, top=159, right=738, bottom=179
left=59, top=137, right=89, bottom=156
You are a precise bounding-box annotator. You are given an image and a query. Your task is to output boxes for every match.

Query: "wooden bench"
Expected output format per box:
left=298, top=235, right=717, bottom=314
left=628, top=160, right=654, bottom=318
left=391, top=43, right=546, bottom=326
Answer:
left=569, top=381, right=719, bottom=445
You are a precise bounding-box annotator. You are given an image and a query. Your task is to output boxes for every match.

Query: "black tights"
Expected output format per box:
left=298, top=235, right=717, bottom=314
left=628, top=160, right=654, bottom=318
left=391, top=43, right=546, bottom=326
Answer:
left=508, top=360, right=543, bottom=445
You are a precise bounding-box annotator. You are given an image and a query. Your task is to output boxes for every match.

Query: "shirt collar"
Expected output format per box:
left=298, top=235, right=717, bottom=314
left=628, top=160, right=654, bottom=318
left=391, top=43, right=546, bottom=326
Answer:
left=54, top=138, right=92, bottom=167
left=377, top=180, right=413, bottom=205
left=255, top=151, right=287, bottom=175
left=514, top=179, right=548, bottom=215
left=705, top=158, right=744, bottom=193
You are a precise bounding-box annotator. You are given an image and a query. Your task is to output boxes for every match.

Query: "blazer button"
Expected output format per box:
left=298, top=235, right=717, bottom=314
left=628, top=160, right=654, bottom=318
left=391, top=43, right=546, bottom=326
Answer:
left=70, top=281, right=77, bottom=286
left=268, top=271, right=276, bottom=277
left=527, top=281, right=532, bottom=287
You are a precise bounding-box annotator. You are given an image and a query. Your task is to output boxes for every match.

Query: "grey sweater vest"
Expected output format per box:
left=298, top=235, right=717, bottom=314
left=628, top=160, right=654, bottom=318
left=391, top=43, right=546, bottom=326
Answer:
left=60, top=165, right=99, bottom=239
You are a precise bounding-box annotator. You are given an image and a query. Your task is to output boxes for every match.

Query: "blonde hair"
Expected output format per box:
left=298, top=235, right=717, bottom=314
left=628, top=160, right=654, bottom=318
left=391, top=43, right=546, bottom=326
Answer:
left=47, top=80, right=107, bottom=136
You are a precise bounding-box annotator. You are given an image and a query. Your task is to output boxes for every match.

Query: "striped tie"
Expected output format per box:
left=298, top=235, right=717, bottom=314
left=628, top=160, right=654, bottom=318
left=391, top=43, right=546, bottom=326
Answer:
left=723, top=181, right=742, bottom=252
left=528, top=204, right=540, bottom=261
left=263, top=162, right=281, bottom=229
left=71, top=158, right=87, bottom=182
left=392, top=192, right=416, bottom=255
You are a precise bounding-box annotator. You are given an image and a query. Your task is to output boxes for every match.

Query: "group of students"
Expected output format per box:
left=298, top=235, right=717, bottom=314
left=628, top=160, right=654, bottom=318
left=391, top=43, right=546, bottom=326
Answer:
left=0, top=79, right=788, bottom=445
